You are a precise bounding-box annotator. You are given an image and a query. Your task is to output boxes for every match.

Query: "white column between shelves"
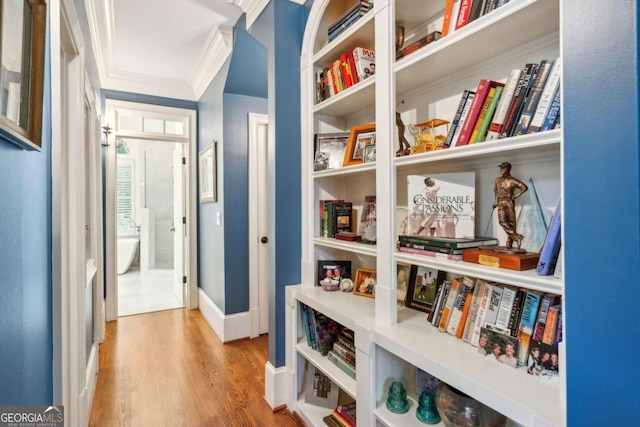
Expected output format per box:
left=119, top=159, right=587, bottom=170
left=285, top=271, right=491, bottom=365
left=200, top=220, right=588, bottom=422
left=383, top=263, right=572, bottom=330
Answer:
left=300, top=51, right=315, bottom=287
left=374, top=0, right=396, bottom=326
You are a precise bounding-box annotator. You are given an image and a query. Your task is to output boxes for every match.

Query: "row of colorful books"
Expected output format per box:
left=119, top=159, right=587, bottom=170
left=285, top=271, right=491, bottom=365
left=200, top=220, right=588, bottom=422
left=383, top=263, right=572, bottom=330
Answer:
left=444, top=58, right=561, bottom=148
left=323, top=401, right=356, bottom=427
left=315, top=47, right=375, bottom=103
left=441, top=0, right=511, bottom=38
left=424, top=275, right=562, bottom=382
left=300, top=303, right=357, bottom=379
left=327, top=0, right=372, bottom=42
left=395, top=30, right=441, bottom=60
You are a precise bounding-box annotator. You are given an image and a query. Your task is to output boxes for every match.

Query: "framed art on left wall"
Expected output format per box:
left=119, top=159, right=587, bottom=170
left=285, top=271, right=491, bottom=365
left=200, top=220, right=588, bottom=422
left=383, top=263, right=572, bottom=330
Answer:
left=199, top=141, right=217, bottom=203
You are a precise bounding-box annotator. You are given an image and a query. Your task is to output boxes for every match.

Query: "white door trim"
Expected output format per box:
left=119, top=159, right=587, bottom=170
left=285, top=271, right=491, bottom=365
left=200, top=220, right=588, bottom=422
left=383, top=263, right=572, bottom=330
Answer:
left=52, top=0, right=88, bottom=425
left=104, top=100, right=198, bottom=321
left=248, top=113, right=269, bottom=338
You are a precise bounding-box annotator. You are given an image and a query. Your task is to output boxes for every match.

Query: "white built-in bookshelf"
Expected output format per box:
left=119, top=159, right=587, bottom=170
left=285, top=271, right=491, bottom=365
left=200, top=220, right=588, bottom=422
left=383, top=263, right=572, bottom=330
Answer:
left=286, top=0, right=564, bottom=425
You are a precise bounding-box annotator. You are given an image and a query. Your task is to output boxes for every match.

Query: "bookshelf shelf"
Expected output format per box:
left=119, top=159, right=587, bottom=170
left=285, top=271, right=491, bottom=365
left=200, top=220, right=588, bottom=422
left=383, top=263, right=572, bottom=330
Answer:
left=394, top=0, right=559, bottom=96
left=290, top=0, right=564, bottom=425
left=314, top=237, right=377, bottom=257
left=394, top=252, right=563, bottom=295
left=296, top=340, right=357, bottom=399
left=312, top=75, right=376, bottom=117
left=374, top=312, right=562, bottom=427
left=313, top=9, right=375, bottom=66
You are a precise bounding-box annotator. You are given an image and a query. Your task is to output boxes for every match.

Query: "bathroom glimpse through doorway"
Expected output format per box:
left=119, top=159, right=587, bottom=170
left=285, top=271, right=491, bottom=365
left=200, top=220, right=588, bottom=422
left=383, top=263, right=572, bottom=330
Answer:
left=116, top=138, right=185, bottom=316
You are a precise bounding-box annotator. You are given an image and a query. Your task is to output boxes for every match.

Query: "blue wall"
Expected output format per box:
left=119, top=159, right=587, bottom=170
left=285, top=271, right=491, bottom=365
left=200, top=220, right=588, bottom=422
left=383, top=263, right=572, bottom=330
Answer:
left=0, top=28, right=52, bottom=405
left=249, top=0, right=308, bottom=367
left=222, top=93, right=268, bottom=314
left=198, top=58, right=230, bottom=309
left=563, top=1, right=640, bottom=425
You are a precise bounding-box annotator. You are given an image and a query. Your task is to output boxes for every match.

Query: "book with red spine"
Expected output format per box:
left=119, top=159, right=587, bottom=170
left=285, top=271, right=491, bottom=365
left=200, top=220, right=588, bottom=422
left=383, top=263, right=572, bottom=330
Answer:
left=455, top=79, right=501, bottom=146
left=485, top=68, right=522, bottom=140
left=455, top=0, right=475, bottom=30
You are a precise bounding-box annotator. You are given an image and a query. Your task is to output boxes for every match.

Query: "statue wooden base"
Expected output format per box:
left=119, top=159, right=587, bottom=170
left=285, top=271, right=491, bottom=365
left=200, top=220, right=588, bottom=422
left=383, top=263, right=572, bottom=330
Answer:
left=462, top=247, right=540, bottom=271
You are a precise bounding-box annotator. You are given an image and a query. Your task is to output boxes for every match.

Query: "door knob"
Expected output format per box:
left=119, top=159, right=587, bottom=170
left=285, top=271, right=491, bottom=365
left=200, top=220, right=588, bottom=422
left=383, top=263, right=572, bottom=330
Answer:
left=261, top=236, right=268, bottom=244
left=170, top=227, right=176, bottom=232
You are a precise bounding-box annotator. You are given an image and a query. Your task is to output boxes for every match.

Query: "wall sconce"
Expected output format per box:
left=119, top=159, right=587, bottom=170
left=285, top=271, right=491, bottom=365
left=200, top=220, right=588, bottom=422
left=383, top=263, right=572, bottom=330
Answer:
left=102, top=124, right=112, bottom=147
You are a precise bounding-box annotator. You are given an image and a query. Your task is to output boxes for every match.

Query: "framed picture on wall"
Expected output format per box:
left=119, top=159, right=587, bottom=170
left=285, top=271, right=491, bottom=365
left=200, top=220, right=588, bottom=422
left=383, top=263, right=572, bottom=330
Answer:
left=199, top=142, right=217, bottom=203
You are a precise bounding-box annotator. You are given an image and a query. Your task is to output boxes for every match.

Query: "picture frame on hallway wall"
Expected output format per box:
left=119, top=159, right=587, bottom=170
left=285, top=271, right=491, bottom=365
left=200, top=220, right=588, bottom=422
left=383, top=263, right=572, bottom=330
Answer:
left=199, top=141, right=217, bottom=203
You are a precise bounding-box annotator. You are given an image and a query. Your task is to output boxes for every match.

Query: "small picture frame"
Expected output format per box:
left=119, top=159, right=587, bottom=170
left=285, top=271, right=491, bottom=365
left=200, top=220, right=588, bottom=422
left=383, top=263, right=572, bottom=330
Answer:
left=396, top=263, right=411, bottom=306
left=406, top=265, right=446, bottom=313
left=199, top=142, right=217, bottom=203
left=363, top=144, right=376, bottom=163
left=344, top=123, right=376, bottom=166
left=479, top=325, right=521, bottom=369
left=317, top=260, right=352, bottom=287
left=353, top=268, right=377, bottom=297
left=314, top=132, right=350, bottom=170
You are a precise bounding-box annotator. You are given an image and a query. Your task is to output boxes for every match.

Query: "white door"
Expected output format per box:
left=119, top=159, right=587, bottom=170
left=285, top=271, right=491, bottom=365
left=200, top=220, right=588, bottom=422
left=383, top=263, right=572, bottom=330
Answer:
left=249, top=113, right=270, bottom=337
left=173, top=145, right=185, bottom=305
left=257, top=121, right=269, bottom=334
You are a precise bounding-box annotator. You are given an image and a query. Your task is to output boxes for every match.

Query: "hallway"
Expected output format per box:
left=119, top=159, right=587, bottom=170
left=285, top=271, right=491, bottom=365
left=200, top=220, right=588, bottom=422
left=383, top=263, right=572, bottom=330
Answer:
left=89, top=309, right=303, bottom=426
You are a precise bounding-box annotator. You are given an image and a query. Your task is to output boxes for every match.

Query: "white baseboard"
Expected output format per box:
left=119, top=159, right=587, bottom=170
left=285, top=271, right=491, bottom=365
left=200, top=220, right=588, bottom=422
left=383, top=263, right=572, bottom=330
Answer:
left=82, top=343, right=99, bottom=426
left=198, top=288, right=251, bottom=342
left=264, top=362, right=287, bottom=410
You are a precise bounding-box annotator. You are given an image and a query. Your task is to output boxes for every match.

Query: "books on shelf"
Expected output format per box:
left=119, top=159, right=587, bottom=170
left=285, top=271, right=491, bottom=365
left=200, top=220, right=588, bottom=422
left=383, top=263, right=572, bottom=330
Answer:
left=516, top=290, right=542, bottom=365
left=352, top=47, right=375, bottom=81
left=456, top=80, right=504, bottom=146
left=328, top=350, right=356, bottom=379
left=537, top=199, right=562, bottom=276
left=528, top=57, right=562, bottom=133
left=397, top=244, right=464, bottom=261
left=485, top=68, right=522, bottom=140
left=513, top=59, right=555, bottom=136
left=399, top=235, right=498, bottom=249
left=406, top=173, right=475, bottom=238
left=327, top=1, right=372, bottom=41
left=396, top=31, right=441, bottom=60
left=500, top=62, right=539, bottom=138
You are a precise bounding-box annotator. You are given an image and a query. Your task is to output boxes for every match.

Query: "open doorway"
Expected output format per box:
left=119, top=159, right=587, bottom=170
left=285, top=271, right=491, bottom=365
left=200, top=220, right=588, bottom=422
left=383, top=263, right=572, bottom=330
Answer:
left=104, top=99, right=198, bottom=321
left=116, top=137, right=185, bottom=316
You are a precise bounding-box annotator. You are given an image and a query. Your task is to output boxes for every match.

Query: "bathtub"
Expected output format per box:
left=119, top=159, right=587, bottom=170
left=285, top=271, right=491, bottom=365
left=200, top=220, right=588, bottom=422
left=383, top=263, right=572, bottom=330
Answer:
left=117, top=235, right=139, bottom=275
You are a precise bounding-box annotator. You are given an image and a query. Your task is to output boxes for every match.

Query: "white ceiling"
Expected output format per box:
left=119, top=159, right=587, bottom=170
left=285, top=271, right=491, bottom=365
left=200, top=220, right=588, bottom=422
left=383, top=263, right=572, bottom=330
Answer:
left=85, top=0, right=269, bottom=101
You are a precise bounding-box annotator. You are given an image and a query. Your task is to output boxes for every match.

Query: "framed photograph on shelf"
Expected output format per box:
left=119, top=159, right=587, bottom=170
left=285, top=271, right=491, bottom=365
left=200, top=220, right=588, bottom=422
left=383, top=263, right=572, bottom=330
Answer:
left=363, top=144, right=376, bottom=163
left=317, top=260, right=352, bottom=287
left=406, top=265, right=446, bottom=313
left=314, top=132, right=349, bottom=171
left=343, top=123, right=376, bottom=166
left=353, top=268, right=377, bottom=298
left=199, top=142, right=217, bottom=203
left=396, top=263, right=411, bottom=306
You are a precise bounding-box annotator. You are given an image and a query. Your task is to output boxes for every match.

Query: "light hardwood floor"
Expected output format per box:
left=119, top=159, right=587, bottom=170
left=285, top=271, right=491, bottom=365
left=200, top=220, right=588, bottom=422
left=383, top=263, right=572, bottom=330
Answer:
left=89, top=308, right=304, bottom=426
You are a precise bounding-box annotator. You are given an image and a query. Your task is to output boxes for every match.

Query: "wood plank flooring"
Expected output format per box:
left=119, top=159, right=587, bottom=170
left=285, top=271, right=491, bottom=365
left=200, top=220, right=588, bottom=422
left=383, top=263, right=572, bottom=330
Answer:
left=89, top=308, right=304, bottom=427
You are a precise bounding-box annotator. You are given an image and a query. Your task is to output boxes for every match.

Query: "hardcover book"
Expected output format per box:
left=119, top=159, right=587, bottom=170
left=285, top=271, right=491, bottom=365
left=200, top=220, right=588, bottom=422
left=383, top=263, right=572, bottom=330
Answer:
left=528, top=57, right=562, bottom=133
left=406, top=173, right=475, bottom=239
left=537, top=199, right=562, bottom=275
left=456, top=80, right=502, bottom=146
left=352, top=47, right=375, bottom=81
left=443, top=90, right=474, bottom=148
left=397, top=245, right=464, bottom=261
left=513, top=59, right=555, bottom=136
left=399, top=235, right=498, bottom=249
left=449, top=91, right=476, bottom=147
left=446, top=276, right=476, bottom=338
left=485, top=68, right=522, bottom=140
left=501, top=63, right=539, bottom=138
left=516, top=290, right=542, bottom=365
left=461, top=278, right=486, bottom=343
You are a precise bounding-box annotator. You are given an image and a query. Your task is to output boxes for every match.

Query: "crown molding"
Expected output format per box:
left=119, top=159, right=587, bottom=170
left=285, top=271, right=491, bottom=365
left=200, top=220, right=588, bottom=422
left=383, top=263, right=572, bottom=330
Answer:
left=103, top=71, right=197, bottom=101
left=84, top=0, right=115, bottom=86
left=188, top=26, right=233, bottom=100
left=228, top=0, right=269, bottom=29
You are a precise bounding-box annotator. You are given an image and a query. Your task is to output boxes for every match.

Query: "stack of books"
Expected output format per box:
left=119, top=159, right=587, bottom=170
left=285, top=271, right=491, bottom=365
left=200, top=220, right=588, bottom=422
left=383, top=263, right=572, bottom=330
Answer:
left=396, top=30, right=441, bottom=60
left=323, top=401, right=356, bottom=427
left=327, top=326, right=356, bottom=379
left=327, top=0, right=373, bottom=42
left=398, top=235, right=499, bottom=261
